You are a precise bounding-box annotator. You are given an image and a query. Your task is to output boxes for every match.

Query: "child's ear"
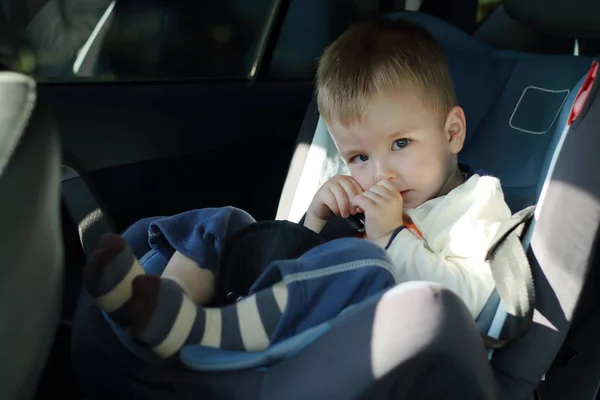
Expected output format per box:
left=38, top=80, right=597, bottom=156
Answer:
left=445, top=106, right=466, bottom=154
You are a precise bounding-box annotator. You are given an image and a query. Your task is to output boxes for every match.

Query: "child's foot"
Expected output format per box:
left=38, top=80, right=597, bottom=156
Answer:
left=83, top=233, right=145, bottom=328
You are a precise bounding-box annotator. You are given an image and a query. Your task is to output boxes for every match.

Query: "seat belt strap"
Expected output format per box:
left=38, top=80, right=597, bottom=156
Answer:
left=61, top=153, right=116, bottom=255
left=482, top=205, right=536, bottom=349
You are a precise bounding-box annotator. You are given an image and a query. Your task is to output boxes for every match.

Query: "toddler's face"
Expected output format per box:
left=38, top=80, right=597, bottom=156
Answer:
left=328, top=87, right=466, bottom=209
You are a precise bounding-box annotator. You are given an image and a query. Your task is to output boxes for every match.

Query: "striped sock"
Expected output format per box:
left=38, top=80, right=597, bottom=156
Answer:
left=129, top=275, right=288, bottom=359
left=83, top=233, right=145, bottom=328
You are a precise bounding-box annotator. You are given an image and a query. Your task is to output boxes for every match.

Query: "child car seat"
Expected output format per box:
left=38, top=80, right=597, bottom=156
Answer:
left=70, top=3, right=600, bottom=399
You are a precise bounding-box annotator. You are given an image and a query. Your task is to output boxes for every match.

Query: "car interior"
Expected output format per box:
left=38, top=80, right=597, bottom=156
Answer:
left=2, top=0, right=600, bottom=399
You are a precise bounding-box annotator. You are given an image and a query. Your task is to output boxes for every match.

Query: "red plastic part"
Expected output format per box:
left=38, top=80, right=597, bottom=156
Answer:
left=568, top=61, right=598, bottom=125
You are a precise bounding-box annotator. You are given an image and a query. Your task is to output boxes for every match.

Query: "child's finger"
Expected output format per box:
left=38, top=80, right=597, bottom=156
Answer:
left=323, top=188, right=340, bottom=215
left=330, top=183, right=352, bottom=218
left=339, top=178, right=361, bottom=198
left=339, top=179, right=364, bottom=213
left=352, top=194, right=374, bottom=213
left=358, top=190, right=382, bottom=205
left=367, top=184, right=391, bottom=198
left=348, top=177, right=365, bottom=194
left=376, top=179, right=398, bottom=193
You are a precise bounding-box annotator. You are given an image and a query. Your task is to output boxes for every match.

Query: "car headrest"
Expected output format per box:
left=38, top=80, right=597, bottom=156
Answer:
left=504, top=0, right=600, bottom=39
left=0, top=72, right=64, bottom=400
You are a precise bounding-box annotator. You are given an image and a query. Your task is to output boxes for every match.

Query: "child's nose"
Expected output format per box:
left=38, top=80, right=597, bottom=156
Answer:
left=375, top=161, right=397, bottom=181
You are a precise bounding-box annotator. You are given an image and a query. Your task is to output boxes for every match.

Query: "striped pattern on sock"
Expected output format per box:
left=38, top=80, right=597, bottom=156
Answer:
left=86, top=245, right=145, bottom=326
left=137, top=279, right=288, bottom=358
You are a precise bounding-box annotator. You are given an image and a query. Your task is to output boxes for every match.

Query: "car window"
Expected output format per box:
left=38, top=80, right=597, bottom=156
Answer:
left=477, top=0, right=501, bottom=23
left=6, top=0, right=487, bottom=82
left=7, top=0, right=276, bottom=81
left=267, top=0, right=381, bottom=80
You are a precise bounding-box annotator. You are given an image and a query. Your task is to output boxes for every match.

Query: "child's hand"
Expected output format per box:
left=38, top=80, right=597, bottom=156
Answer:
left=304, top=175, right=364, bottom=233
left=352, top=179, right=404, bottom=242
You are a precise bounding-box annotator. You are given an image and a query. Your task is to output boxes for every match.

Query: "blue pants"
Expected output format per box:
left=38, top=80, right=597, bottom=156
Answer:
left=122, top=206, right=398, bottom=343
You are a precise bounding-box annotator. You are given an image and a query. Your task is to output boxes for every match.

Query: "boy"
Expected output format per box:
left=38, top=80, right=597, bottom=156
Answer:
left=83, top=17, right=511, bottom=360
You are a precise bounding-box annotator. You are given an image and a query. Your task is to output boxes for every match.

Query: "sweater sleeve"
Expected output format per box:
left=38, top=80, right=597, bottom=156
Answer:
left=386, top=175, right=512, bottom=318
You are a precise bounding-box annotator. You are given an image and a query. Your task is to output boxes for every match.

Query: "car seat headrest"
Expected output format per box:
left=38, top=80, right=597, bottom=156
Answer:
left=0, top=72, right=36, bottom=174
left=0, top=71, right=64, bottom=400
left=504, top=0, right=600, bottom=39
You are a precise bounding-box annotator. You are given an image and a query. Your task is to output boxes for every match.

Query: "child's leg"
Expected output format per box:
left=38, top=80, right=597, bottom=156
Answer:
left=84, top=207, right=256, bottom=328
left=161, top=251, right=216, bottom=306
left=126, top=238, right=396, bottom=359
left=129, top=275, right=288, bottom=357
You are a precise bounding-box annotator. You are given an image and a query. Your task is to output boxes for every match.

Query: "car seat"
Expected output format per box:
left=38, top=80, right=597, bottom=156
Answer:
left=0, top=69, right=64, bottom=399
left=475, top=5, right=574, bottom=55
left=70, top=3, right=600, bottom=400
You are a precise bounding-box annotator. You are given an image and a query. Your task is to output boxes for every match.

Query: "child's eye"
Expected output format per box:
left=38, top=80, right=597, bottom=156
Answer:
left=350, top=154, right=369, bottom=163
left=392, top=139, right=410, bottom=150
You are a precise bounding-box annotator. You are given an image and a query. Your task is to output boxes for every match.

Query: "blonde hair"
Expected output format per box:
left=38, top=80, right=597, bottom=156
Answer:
left=316, top=18, right=457, bottom=127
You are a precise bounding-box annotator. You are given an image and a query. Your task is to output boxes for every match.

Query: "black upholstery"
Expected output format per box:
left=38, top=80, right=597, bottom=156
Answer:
left=0, top=72, right=63, bottom=400
left=504, top=0, right=600, bottom=39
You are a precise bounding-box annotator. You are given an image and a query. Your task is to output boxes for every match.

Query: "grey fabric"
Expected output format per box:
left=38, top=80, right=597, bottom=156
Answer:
left=490, top=63, right=600, bottom=399
left=538, top=300, right=600, bottom=399
left=0, top=72, right=34, bottom=175
left=535, top=74, right=588, bottom=200
left=0, top=72, right=63, bottom=400
left=261, top=283, right=499, bottom=400
left=504, top=0, right=600, bottom=39
left=475, top=5, right=570, bottom=53
left=484, top=206, right=535, bottom=349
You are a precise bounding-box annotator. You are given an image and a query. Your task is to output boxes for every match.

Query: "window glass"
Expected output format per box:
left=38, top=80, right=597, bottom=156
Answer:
left=7, top=0, right=276, bottom=81
left=268, top=0, right=380, bottom=80
left=476, top=0, right=501, bottom=23
left=5, top=0, right=497, bottom=82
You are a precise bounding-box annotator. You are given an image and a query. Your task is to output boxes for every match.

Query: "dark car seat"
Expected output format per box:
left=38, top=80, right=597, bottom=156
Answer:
left=475, top=4, right=574, bottom=55
left=0, top=70, right=64, bottom=399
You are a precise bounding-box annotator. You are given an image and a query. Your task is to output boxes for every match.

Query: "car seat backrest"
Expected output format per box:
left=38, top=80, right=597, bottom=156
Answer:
left=475, top=5, right=574, bottom=55
left=276, top=11, right=593, bottom=223
left=492, top=59, right=600, bottom=399
left=0, top=71, right=64, bottom=400
left=394, top=12, right=593, bottom=213
left=276, top=6, right=599, bottom=397
left=504, top=0, right=600, bottom=40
